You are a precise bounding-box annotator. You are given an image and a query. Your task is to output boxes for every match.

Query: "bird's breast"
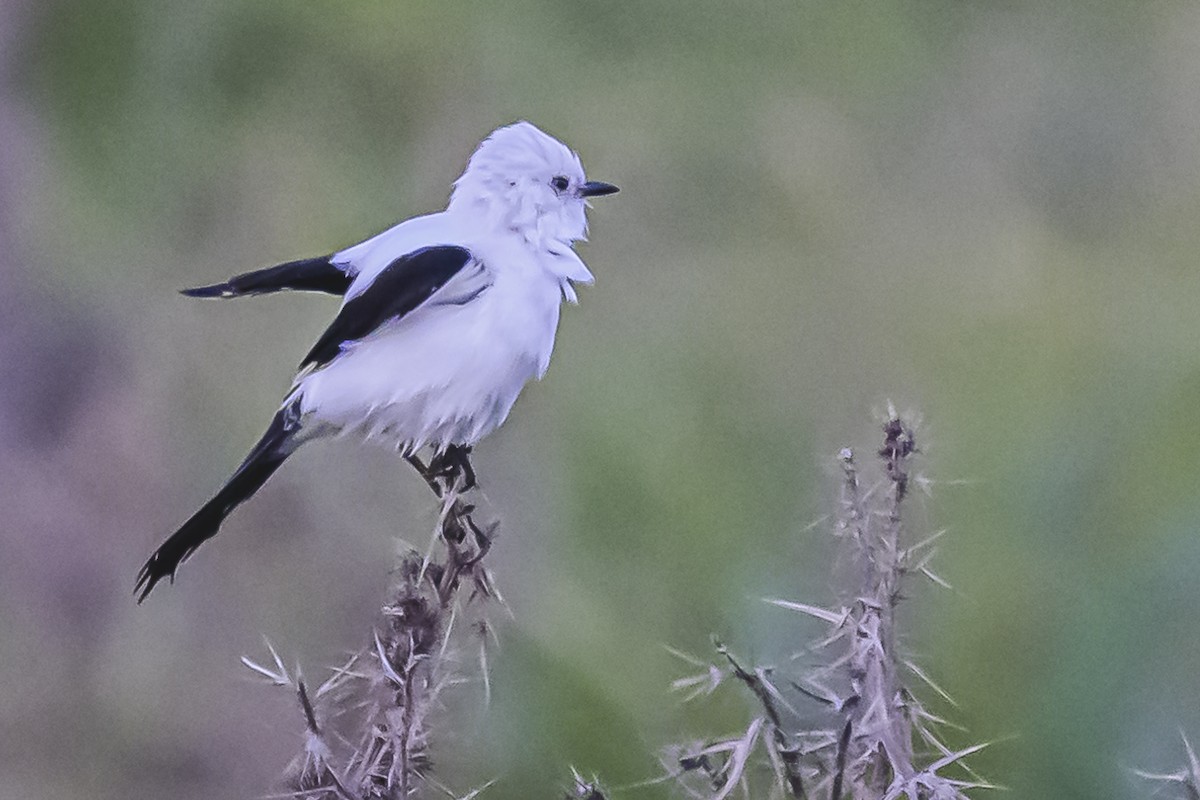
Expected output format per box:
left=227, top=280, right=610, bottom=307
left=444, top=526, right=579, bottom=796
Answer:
left=297, top=262, right=564, bottom=449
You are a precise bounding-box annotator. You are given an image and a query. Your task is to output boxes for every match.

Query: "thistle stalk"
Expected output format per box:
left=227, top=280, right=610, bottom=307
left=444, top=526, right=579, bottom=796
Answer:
left=244, top=450, right=500, bottom=800
left=669, top=411, right=990, bottom=800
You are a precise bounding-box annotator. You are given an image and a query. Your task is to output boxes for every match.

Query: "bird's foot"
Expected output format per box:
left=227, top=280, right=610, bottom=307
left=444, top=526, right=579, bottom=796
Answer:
left=406, top=445, right=478, bottom=497
left=431, top=444, right=477, bottom=491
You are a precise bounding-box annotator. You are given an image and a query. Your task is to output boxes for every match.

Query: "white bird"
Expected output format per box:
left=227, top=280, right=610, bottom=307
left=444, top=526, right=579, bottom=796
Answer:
left=136, top=121, right=617, bottom=601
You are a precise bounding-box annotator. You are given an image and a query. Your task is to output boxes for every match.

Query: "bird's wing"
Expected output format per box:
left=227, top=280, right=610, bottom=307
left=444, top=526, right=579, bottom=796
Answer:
left=298, top=245, right=483, bottom=370
left=181, top=213, right=453, bottom=299
left=182, top=256, right=353, bottom=299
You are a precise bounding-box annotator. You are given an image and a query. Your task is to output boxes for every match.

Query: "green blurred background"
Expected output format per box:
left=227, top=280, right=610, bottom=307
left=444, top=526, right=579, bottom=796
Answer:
left=2, top=1, right=1199, bottom=797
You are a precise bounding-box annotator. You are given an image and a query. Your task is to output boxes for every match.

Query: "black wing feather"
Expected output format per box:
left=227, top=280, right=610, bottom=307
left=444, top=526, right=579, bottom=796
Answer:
left=300, top=245, right=473, bottom=370
left=182, top=256, right=352, bottom=298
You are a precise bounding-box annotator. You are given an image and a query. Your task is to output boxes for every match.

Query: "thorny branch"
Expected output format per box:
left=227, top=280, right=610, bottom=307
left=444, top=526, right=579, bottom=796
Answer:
left=237, top=412, right=995, bottom=799
left=671, top=412, right=989, bottom=800
left=406, top=449, right=500, bottom=607
left=1134, top=731, right=1200, bottom=800
left=564, top=768, right=610, bottom=800
left=717, top=642, right=807, bottom=798
left=839, top=420, right=916, bottom=796
left=244, top=447, right=501, bottom=800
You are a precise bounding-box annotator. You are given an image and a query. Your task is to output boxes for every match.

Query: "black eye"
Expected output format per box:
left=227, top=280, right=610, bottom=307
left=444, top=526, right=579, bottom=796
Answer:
left=551, top=175, right=570, bottom=193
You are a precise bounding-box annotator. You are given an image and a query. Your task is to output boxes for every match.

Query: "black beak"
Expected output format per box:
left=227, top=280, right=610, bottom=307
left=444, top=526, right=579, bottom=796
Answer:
left=580, top=180, right=619, bottom=198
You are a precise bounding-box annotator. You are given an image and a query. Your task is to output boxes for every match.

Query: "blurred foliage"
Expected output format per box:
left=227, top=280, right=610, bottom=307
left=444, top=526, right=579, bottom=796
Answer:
left=3, top=0, right=1200, bottom=798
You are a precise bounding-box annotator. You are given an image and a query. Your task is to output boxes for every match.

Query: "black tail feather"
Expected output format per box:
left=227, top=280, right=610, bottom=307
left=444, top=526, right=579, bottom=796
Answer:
left=180, top=283, right=233, bottom=298
left=136, top=402, right=302, bottom=602
left=181, top=256, right=351, bottom=299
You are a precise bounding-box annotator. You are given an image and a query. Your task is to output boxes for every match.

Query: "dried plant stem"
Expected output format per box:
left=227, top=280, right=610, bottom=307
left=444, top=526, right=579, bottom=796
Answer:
left=718, top=643, right=806, bottom=798
left=405, top=450, right=499, bottom=607
left=669, top=411, right=988, bottom=800
left=1134, top=731, right=1200, bottom=800
left=565, top=768, right=609, bottom=800
left=838, top=420, right=917, bottom=796
left=246, top=448, right=501, bottom=800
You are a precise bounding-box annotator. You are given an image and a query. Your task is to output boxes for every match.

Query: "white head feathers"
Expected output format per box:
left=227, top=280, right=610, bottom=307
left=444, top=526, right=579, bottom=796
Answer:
left=448, top=121, right=596, bottom=247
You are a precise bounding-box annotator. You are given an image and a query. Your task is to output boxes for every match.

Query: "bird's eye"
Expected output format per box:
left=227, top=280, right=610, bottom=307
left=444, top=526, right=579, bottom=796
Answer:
left=551, top=175, right=570, bottom=193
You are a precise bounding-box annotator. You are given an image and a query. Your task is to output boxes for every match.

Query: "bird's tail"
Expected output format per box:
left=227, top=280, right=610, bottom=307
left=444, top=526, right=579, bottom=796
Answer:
left=180, top=256, right=350, bottom=298
left=135, top=400, right=304, bottom=603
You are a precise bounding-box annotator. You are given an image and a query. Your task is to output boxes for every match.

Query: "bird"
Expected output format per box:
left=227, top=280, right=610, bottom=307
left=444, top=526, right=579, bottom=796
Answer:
left=135, top=121, right=618, bottom=602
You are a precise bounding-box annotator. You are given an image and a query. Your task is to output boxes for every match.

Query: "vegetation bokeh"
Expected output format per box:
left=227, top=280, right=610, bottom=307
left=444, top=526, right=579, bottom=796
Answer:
left=2, top=1, right=1199, bottom=797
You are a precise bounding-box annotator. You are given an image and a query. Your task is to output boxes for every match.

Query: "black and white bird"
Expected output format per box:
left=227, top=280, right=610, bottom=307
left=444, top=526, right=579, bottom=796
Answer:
left=136, top=121, right=617, bottom=602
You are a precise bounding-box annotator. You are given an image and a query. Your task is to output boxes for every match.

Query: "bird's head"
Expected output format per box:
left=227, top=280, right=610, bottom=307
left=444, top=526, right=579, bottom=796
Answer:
left=448, top=121, right=618, bottom=247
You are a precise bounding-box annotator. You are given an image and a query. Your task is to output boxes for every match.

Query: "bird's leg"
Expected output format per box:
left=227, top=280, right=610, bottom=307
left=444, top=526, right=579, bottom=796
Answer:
left=405, top=445, right=492, bottom=604
left=428, top=445, right=477, bottom=492
left=448, top=444, right=477, bottom=491
left=405, top=453, right=446, bottom=498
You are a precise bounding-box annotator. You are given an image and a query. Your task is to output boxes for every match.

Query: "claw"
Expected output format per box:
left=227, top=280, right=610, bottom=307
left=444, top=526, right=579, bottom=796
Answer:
left=436, top=445, right=477, bottom=491
left=419, top=445, right=477, bottom=493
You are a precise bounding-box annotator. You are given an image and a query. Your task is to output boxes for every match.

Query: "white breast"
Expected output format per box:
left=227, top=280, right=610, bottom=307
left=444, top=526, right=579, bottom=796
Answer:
left=295, top=236, right=566, bottom=453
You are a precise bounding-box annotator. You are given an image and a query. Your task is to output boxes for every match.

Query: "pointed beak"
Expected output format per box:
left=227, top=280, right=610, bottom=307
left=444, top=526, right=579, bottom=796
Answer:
left=580, top=180, right=619, bottom=198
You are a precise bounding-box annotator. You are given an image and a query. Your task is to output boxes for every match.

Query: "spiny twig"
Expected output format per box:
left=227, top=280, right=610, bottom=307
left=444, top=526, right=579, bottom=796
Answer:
left=667, top=411, right=988, bottom=799
left=716, top=641, right=806, bottom=798
left=564, top=768, right=609, bottom=800
left=1133, top=731, right=1200, bottom=800
left=245, top=448, right=502, bottom=800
